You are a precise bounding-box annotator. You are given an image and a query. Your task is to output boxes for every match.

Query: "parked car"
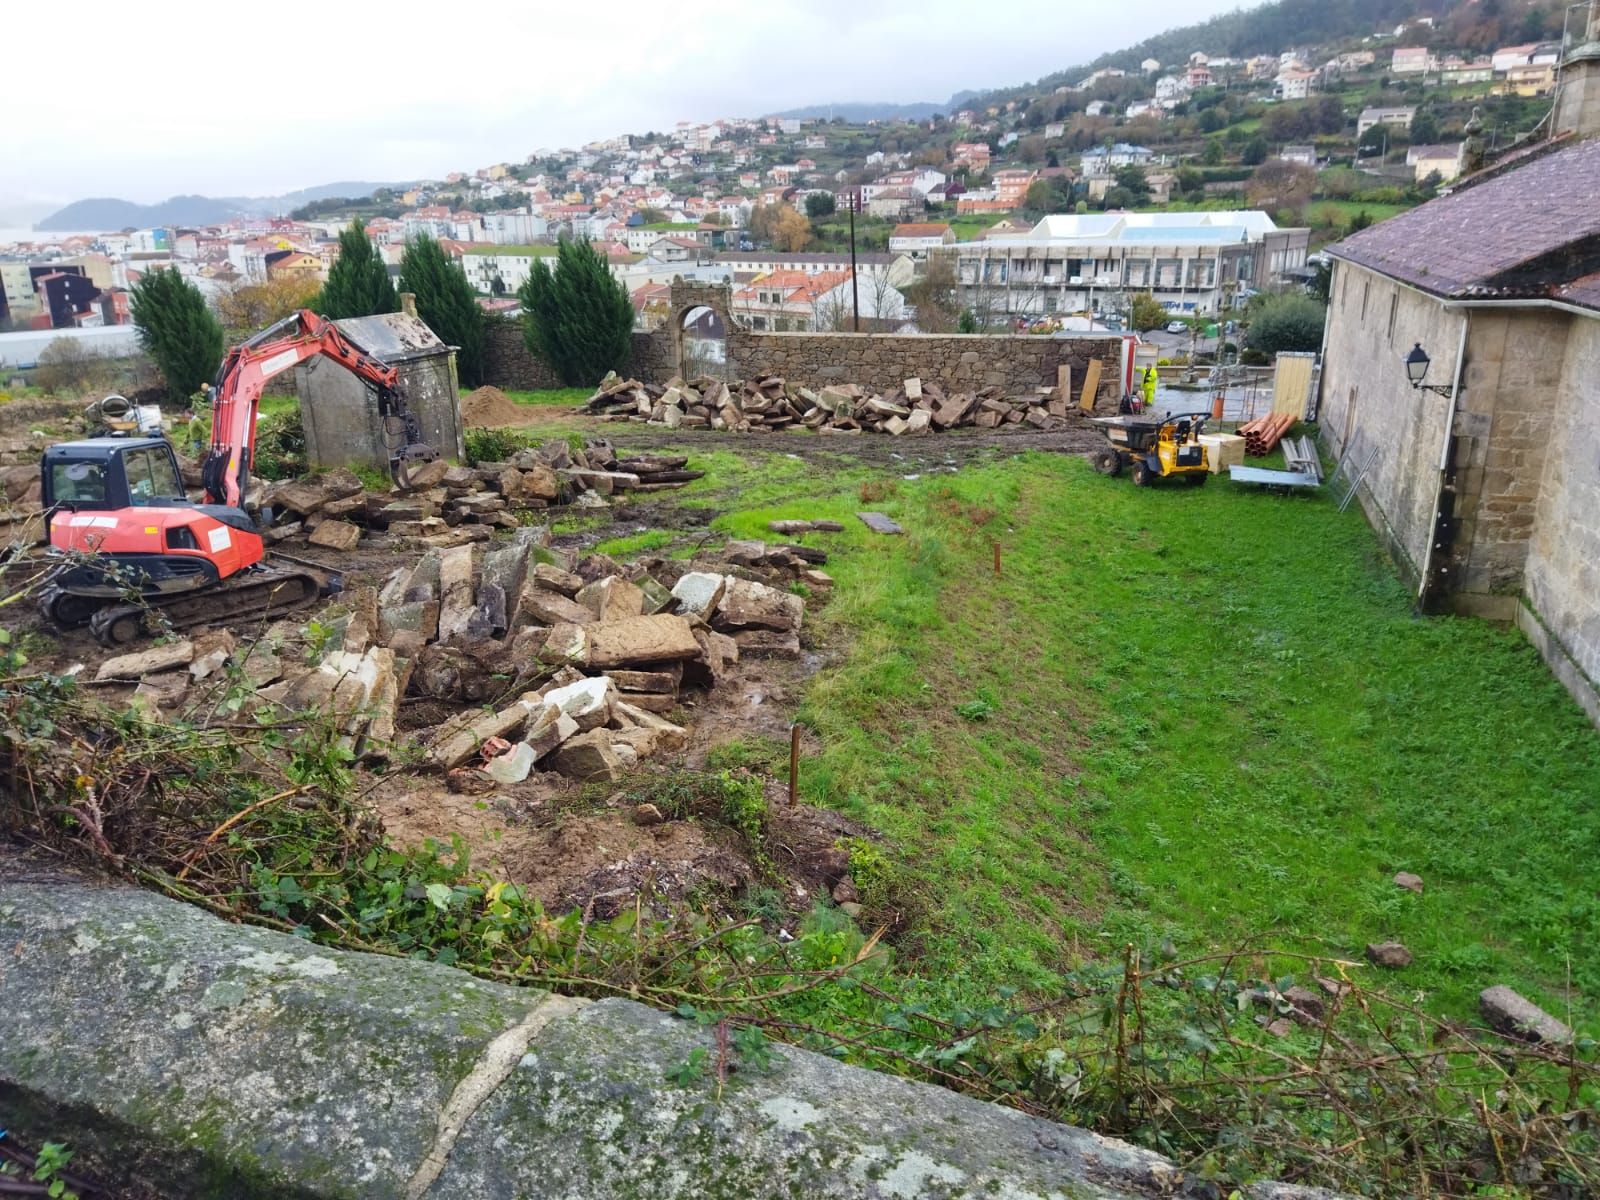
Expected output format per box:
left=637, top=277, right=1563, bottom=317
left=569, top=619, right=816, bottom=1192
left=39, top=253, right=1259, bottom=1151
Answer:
left=1165, top=320, right=1189, bottom=334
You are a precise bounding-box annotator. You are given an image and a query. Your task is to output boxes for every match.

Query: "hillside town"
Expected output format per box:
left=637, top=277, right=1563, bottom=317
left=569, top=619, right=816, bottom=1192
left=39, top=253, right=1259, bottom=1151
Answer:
left=0, top=2, right=1574, bottom=367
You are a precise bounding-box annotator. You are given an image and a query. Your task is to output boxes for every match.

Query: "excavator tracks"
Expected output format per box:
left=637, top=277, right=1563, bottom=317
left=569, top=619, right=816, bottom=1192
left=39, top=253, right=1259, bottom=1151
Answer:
left=82, top=561, right=327, bottom=647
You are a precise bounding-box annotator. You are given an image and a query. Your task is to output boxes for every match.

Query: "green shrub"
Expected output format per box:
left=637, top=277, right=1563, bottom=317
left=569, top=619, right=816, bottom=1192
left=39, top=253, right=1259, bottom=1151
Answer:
left=253, top=409, right=306, bottom=480
left=463, top=425, right=533, bottom=466
left=1245, top=294, right=1327, bottom=355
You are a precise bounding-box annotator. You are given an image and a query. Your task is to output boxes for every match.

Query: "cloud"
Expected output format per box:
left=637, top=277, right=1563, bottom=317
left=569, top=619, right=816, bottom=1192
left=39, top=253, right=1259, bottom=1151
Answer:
left=5, top=0, right=1244, bottom=203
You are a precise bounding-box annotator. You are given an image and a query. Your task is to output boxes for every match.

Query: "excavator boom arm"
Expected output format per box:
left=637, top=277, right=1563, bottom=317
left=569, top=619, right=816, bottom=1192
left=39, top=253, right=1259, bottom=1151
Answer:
left=201, top=309, right=410, bottom=508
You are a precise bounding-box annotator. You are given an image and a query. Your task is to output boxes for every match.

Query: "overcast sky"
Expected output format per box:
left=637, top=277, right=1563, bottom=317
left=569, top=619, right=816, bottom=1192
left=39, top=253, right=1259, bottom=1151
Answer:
left=5, top=0, right=1245, bottom=216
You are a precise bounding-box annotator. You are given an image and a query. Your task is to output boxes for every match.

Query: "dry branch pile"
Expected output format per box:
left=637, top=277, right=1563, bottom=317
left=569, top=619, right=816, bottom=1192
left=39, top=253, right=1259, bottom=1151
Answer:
left=585, top=372, right=1080, bottom=436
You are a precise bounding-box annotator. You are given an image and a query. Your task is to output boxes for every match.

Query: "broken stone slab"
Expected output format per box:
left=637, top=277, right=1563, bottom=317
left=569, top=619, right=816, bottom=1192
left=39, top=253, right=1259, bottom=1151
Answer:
left=609, top=691, right=676, bottom=713
left=538, top=676, right=615, bottom=732
left=1365, top=941, right=1412, bottom=969
left=856, top=511, right=903, bottom=535
left=684, top=628, right=739, bottom=689
left=585, top=614, right=702, bottom=668
left=531, top=562, right=584, bottom=597
left=436, top=545, right=478, bottom=642
left=633, top=574, right=675, bottom=615
left=611, top=701, right=688, bottom=751
left=723, top=540, right=768, bottom=567
left=1479, top=985, right=1573, bottom=1045
left=518, top=584, right=594, bottom=627
left=308, top=519, right=362, bottom=551
left=265, top=479, right=333, bottom=517
left=398, top=458, right=450, bottom=492
left=576, top=576, right=644, bottom=623
left=483, top=742, right=538, bottom=784
left=537, top=623, right=589, bottom=666
left=94, top=639, right=195, bottom=682
left=801, top=569, right=834, bottom=591
left=525, top=704, right=579, bottom=760
left=670, top=571, right=726, bottom=619
left=185, top=630, right=237, bottom=681
left=480, top=544, right=534, bottom=610
left=731, top=629, right=802, bottom=659
left=429, top=703, right=539, bottom=769
left=378, top=600, right=439, bottom=649
left=716, top=577, right=804, bottom=633
left=604, top=668, right=680, bottom=694
left=549, top=728, right=624, bottom=782
left=240, top=639, right=284, bottom=688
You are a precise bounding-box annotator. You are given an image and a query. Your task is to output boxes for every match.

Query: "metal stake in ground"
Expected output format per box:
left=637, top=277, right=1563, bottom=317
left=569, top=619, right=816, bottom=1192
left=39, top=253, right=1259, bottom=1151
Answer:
left=789, top=723, right=801, bottom=805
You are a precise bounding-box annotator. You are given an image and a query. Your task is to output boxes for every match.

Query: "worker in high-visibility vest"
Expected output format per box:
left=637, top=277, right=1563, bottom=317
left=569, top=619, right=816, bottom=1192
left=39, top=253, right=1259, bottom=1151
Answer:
left=1141, top=364, right=1159, bottom=410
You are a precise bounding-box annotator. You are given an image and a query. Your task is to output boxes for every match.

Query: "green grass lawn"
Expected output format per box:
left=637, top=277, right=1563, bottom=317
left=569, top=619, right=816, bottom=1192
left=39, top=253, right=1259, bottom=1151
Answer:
left=1308, top=199, right=1411, bottom=226
left=682, top=448, right=1600, bottom=1029
left=503, top=388, right=592, bottom=406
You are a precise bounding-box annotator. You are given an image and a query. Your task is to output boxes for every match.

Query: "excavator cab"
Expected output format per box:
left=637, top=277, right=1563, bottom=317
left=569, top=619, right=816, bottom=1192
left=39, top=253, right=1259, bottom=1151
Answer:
left=43, top=438, right=186, bottom=513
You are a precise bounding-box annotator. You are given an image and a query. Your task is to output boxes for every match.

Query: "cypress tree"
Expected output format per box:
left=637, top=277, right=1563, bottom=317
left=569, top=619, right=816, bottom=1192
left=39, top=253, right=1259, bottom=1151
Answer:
left=517, top=237, right=634, bottom=386
left=319, top=219, right=398, bottom=320
left=400, top=233, right=485, bottom=387
left=128, top=267, right=225, bottom=402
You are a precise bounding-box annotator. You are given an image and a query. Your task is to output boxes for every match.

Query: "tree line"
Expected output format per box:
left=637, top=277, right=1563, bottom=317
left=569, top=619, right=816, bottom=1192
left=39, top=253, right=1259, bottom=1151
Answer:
left=127, top=221, right=635, bottom=404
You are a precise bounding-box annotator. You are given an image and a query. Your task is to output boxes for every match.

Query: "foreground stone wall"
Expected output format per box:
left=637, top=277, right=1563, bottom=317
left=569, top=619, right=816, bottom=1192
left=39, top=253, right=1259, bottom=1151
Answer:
left=0, top=877, right=1332, bottom=1200
left=724, top=330, right=1126, bottom=399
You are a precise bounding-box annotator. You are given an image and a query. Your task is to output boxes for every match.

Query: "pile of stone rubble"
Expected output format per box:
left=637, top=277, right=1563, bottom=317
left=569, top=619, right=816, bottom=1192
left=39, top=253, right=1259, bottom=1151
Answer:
left=90, top=524, right=830, bottom=788
left=251, top=439, right=703, bottom=552
left=585, top=373, right=1078, bottom=435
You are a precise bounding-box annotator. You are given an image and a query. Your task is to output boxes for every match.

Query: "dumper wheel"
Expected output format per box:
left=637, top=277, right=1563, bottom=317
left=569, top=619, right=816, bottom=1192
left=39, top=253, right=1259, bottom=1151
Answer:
left=1185, top=471, right=1208, bottom=486
left=1131, top=461, right=1153, bottom=487
left=1093, top=449, right=1122, bottom=477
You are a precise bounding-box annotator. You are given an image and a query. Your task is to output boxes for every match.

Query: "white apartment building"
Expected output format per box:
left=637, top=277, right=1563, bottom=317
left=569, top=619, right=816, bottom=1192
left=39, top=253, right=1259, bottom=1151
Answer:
left=946, top=211, right=1311, bottom=319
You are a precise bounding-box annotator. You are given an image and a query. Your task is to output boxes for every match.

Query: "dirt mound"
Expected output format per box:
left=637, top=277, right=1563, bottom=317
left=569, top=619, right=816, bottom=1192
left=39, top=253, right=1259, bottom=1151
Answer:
left=460, top=386, right=525, bottom=427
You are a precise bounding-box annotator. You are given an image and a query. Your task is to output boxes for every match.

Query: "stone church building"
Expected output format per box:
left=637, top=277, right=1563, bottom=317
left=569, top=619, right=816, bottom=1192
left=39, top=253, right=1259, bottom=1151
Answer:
left=1318, top=8, right=1600, bottom=723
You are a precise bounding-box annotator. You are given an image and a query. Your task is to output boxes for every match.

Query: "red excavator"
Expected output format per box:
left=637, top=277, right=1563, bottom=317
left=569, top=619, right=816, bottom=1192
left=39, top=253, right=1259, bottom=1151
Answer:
left=38, top=309, right=438, bottom=645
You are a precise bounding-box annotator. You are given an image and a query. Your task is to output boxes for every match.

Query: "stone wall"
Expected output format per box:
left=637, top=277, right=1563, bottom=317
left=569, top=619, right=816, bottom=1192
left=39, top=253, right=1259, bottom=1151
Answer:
left=1446, top=309, right=1567, bottom=605
left=481, top=317, right=563, bottom=390
left=480, top=274, right=1128, bottom=405
left=481, top=317, right=667, bottom=393
left=725, top=330, right=1126, bottom=400
left=1318, top=261, right=1459, bottom=584
left=1521, top=316, right=1600, bottom=723
left=0, top=876, right=1327, bottom=1200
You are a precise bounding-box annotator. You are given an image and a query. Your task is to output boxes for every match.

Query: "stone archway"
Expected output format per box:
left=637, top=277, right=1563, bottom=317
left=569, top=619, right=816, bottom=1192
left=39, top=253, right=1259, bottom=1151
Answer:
left=666, top=279, right=736, bottom=380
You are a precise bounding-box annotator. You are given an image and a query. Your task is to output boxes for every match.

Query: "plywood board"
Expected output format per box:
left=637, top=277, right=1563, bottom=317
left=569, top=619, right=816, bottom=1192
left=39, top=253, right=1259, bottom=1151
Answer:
left=1272, top=352, right=1315, bottom=417
left=1078, top=359, right=1102, bottom=412
left=1056, top=365, right=1072, bottom=403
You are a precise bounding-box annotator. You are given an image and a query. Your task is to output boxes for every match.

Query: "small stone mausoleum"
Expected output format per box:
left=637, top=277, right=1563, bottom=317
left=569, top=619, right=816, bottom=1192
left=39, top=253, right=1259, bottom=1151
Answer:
left=295, top=301, right=465, bottom=473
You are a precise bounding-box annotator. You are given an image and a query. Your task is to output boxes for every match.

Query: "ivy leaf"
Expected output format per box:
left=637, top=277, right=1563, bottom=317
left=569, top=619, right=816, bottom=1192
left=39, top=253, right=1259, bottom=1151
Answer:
left=425, top=883, right=453, bottom=912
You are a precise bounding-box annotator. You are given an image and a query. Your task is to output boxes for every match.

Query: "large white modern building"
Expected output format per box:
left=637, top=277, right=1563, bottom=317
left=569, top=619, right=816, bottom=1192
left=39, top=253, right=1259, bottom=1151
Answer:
left=945, top=211, right=1311, bottom=319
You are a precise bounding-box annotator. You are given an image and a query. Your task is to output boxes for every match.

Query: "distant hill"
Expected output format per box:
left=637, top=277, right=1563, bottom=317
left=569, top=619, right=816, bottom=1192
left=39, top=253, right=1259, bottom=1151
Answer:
left=767, top=1, right=1456, bottom=127
left=769, top=91, right=981, bottom=123
left=36, top=182, right=409, bottom=232
left=980, top=0, right=1455, bottom=104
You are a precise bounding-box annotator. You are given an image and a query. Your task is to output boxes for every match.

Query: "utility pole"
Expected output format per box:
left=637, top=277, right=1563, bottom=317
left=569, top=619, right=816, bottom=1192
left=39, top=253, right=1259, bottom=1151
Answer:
left=847, top=187, right=861, bottom=332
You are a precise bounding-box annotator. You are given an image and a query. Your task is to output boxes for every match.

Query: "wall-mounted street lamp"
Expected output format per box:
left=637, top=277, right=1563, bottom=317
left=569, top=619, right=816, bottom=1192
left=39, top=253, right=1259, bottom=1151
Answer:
left=1404, top=342, right=1456, bottom=396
